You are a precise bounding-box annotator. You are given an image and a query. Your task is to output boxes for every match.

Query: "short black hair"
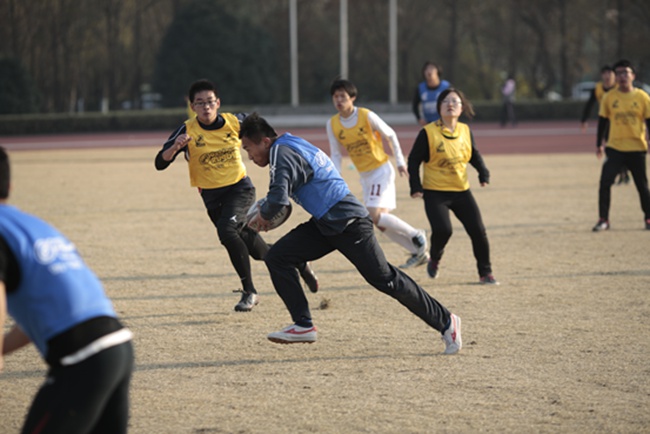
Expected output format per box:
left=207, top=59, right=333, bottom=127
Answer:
left=422, top=61, right=442, bottom=78
left=600, top=65, right=613, bottom=73
left=612, top=59, right=635, bottom=73
left=188, top=79, right=218, bottom=102
left=330, top=78, right=358, bottom=98
left=239, top=113, right=278, bottom=143
left=0, top=147, right=10, bottom=199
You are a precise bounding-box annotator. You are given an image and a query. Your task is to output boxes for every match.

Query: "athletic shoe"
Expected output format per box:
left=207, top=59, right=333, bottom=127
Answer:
left=427, top=259, right=439, bottom=279
left=234, top=291, right=259, bottom=312
left=592, top=219, right=610, bottom=232
left=399, top=251, right=430, bottom=269
left=646, top=219, right=650, bottom=230
left=299, top=262, right=319, bottom=293
left=268, top=324, right=317, bottom=344
left=479, top=274, right=499, bottom=285
left=412, top=229, right=428, bottom=255
left=441, top=313, right=462, bottom=355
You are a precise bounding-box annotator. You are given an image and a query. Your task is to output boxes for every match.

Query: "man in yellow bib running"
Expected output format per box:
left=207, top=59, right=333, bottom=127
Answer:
left=327, top=79, right=429, bottom=269
left=155, top=79, right=318, bottom=312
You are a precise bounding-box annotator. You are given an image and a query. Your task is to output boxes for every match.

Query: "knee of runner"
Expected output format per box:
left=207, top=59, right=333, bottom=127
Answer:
left=215, top=220, right=241, bottom=242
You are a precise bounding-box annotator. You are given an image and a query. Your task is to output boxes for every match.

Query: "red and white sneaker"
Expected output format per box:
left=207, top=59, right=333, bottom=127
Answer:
left=268, top=324, right=317, bottom=344
left=441, top=313, right=462, bottom=355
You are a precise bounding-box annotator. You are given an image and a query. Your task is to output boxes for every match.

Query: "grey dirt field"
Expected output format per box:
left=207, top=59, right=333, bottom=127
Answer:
left=1, top=147, right=648, bottom=433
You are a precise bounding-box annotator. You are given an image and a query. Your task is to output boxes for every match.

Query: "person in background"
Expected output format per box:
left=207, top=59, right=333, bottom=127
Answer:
left=412, top=61, right=451, bottom=126
left=240, top=113, right=462, bottom=355
left=327, top=79, right=428, bottom=269
left=592, top=59, right=650, bottom=232
left=500, top=74, right=517, bottom=127
left=0, top=146, right=134, bottom=433
left=408, top=88, right=498, bottom=285
left=155, top=79, right=318, bottom=312
left=580, top=65, right=629, bottom=184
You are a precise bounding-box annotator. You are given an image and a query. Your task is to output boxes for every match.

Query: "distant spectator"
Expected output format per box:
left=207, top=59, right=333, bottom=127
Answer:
left=500, top=75, right=517, bottom=127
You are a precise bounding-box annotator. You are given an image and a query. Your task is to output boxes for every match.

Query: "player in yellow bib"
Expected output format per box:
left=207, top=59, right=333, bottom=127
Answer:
left=581, top=65, right=617, bottom=132
left=327, top=79, right=429, bottom=269
left=155, top=80, right=318, bottom=311
left=592, top=59, right=650, bottom=232
left=408, top=88, right=498, bottom=285
left=580, top=65, right=629, bottom=184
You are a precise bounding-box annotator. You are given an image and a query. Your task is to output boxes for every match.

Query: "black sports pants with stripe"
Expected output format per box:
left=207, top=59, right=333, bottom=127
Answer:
left=265, top=216, right=451, bottom=333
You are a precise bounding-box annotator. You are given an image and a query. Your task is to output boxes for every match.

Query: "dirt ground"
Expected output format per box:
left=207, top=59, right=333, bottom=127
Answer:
left=1, top=147, right=649, bottom=433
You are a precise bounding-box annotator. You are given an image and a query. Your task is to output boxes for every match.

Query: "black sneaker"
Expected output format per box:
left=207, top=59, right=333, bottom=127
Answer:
left=592, top=219, right=610, bottom=232
left=234, top=291, right=259, bottom=312
left=299, top=262, right=319, bottom=293
left=645, top=219, right=650, bottom=230
left=427, top=259, right=439, bottom=279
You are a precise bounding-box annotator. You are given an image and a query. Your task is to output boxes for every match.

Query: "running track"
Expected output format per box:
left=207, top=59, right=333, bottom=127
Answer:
left=0, top=121, right=597, bottom=155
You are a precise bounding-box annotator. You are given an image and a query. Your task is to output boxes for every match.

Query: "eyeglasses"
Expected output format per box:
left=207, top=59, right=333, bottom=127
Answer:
left=193, top=99, right=217, bottom=108
left=441, top=98, right=462, bottom=106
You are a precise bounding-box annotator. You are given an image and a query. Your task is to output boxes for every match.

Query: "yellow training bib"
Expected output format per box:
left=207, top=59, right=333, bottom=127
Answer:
left=185, top=113, right=246, bottom=188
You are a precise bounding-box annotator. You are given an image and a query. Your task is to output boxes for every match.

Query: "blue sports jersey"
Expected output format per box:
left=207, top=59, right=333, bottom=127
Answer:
left=272, top=133, right=350, bottom=219
left=0, top=205, right=116, bottom=357
left=419, top=80, right=451, bottom=123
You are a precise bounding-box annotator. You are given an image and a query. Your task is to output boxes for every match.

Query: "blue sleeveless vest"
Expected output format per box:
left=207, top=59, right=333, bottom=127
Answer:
left=419, top=80, right=451, bottom=123
left=274, top=134, right=350, bottom=219
left=0, top=205, right=116, bottom=357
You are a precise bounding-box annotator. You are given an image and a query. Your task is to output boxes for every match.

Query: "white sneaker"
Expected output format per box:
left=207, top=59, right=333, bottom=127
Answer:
left=441, top=314, right=462, bottom=355
left=268, top=324, right=317, bottom=344
left=399, top=251, right=430, bottom=269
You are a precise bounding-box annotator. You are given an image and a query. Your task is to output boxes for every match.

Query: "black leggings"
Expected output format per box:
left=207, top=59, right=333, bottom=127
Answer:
left=22, top=341, right=134, bottom=434
left=423, top=189, right=492, bottom=277
left=598, top=148, right=650, bottom=220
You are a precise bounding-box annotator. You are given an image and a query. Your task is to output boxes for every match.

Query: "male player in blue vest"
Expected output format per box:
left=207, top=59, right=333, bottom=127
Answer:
left=239, top=114, right=461, bottom=354
left=0, top=147, right=134, bottom=433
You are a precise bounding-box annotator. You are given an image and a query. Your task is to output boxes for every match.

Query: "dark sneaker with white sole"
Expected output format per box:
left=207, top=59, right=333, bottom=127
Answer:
left=234, top=291, right=259, bottom=312
left=399, top=251, right=429, bottom=269
left=427, top=259, right=439, bottom=278
left=592, top=219, right=610, bottom=232
left=479, top=274, right=499, bottom=285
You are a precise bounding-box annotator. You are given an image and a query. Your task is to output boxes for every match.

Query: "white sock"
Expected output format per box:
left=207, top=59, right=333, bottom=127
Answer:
left=377, top=213, right=419, bottom=254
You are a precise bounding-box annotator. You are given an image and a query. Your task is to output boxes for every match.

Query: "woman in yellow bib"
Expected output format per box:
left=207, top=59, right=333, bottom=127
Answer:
left=407, top=88, right=498, bottom=285
left=327, top=79, right=429, bottom=269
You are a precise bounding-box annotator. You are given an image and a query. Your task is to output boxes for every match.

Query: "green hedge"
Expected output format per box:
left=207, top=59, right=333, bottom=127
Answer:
left=0, top=100, right=586, bottom=136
